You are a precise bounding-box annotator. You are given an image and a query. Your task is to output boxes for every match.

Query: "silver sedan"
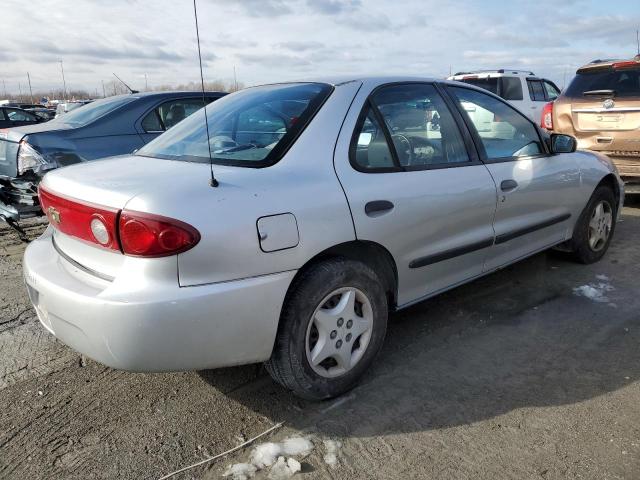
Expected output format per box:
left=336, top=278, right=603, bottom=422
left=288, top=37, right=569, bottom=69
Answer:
left=23, top=76, right=624, bottom=399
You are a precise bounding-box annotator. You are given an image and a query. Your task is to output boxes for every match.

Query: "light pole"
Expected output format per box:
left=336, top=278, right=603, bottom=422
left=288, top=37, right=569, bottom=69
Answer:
left=144, top=73, right=148, bottom=91
left=27, top=72, right=33, bottom=103
left=59, top=60, right=67, bottom=101
left=2, top=79, right=6, bottom=98
left=102, top=80, right=106, bottom=98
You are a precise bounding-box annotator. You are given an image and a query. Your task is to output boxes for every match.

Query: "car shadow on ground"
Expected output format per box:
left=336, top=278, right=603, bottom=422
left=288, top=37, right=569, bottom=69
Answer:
left=200, top=206, right=640, bottom=440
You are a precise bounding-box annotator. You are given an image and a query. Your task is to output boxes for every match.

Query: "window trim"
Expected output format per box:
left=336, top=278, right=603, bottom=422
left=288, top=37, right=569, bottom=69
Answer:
left=348, top=81, right=482, bottom=174
left=443, top=83, right=550, bottom=165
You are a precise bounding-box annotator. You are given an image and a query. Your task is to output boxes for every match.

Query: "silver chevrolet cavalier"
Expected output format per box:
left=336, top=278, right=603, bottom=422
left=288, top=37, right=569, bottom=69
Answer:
left=23, top=77, right=624, bottom=400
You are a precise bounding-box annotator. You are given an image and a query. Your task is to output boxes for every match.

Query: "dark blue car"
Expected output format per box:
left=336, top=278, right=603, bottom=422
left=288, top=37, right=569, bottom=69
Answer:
left=0, top=91, right=225, bottom=223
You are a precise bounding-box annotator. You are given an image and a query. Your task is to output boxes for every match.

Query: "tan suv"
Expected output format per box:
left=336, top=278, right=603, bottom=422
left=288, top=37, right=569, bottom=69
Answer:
left=542, top=56, right=640, bottom=192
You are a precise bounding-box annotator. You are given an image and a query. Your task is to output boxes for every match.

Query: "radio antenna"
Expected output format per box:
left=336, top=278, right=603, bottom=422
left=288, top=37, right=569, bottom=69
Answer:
left=193, top=0, right=218, bottom=187
left=112, top=73, right=138, bottom=94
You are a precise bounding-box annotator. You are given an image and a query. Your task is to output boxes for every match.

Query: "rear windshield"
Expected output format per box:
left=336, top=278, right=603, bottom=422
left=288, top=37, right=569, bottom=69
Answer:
left=52, top=96, right=134, bottom=126
left=565, top=67, right=640, bottom=98
left=136, top=82, right=333, bottom=167
left=457, top=77, right=523, bottom=101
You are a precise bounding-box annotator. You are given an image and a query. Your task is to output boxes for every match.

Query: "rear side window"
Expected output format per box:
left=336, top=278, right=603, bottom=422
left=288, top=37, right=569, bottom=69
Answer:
left=458, top=77, right=499, bottom=95
left=6, top=109, right=36, bottom=122
left=527, top=80, right=546, bottom=101
left=451, top=86, right=543, bottom=160
left=351, top=107, right=396, bottom=170
left=142, top=98, right=213, bottom=132
left=351, top=83, right=469, bottom=171
left=565, top=68, right=640, bottom=98
left=136, top=83, right=333, bottom=167
left=500, top=77, right=523, bottom=100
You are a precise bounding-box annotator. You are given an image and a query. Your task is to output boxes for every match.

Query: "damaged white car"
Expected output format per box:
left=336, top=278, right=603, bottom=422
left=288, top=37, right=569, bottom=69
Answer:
left=23, top=77, right=623, bottom=399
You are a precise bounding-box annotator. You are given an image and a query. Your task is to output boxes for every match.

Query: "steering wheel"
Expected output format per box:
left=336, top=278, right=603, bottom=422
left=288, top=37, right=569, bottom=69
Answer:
left=391, top=134, right=413, bottom=166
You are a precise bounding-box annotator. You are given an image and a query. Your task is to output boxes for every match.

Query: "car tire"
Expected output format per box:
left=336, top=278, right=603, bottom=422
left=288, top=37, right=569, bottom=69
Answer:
left=569, top=185, right=617, bottom=264
left=265, top=258, right=388, bottom=400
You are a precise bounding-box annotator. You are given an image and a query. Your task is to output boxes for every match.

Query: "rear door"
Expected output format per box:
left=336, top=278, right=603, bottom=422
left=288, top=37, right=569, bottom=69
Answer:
left=334, top=82, right=498, bottom=306
left=447, top=85, right=581, bottom=270
left=526, top=78, right=548, bottom=122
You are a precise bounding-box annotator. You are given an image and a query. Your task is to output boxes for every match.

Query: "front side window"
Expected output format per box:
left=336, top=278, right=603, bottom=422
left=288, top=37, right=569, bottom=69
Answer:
left=142, top=98, right=214, bottom=132
left=352, top=83, right=469, bottom=170
left=0, top=109, right=6, bottom=121
left=450, top=86, right=543, bottom=160
left=136, top=83, right=332, bottom=167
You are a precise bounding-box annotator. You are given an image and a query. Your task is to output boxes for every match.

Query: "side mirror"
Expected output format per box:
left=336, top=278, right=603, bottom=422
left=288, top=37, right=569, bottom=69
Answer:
left=550, top=134, right=577, bottom=154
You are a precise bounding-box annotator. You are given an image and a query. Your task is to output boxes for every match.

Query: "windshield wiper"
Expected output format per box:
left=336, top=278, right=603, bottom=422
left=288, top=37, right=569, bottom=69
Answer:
left=583, top=89, right=616, bottom=97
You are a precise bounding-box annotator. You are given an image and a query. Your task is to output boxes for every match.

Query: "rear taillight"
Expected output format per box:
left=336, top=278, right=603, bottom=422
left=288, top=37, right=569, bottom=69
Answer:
left=39, top=186, right=119, bottom=251
left=119, top=210, right=200, bottom=257
left=541, top=102, right=554, bottom=130
left=38, top=186, right=200, bottom=257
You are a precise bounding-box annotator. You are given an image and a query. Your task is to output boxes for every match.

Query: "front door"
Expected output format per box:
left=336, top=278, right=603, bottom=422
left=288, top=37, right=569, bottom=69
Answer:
left=446, top=85, right=581, bottom=270
left=334, top=82, right=498, bottom=306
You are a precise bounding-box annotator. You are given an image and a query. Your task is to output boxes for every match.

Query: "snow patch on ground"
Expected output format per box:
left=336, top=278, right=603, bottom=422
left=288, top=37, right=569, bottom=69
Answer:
left=323, top=439, right=342, bottom=467
left=224, top=436, right=313, bottom=479
left=268, top=457, right=301, bottom=479
left=573, top=277, right=616, bottom=303
left=223, top=463, right=257, bottom=480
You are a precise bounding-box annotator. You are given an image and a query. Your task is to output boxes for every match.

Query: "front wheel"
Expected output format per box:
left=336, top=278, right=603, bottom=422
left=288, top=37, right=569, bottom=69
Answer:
left=569, top=185, right=617, bottom=264
left=266, top=258, right=388, bottom=400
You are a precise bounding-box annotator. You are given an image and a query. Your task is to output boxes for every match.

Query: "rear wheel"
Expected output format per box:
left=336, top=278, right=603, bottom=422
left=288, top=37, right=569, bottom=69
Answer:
left=569, top=185, right=616, bottom=264
left=266, top=258, right=388, bottom=400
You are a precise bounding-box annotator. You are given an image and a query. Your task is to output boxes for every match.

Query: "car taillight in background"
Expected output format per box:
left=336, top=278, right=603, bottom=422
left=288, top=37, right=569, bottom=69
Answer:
left=17, top=141, right=55, bottom=175
left=38, top=186, right=200, bottom=257
left=541, top=102, right=554, bottom=130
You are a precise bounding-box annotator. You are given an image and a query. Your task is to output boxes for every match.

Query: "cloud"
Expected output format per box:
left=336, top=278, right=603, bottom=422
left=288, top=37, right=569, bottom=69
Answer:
left=276, top=41, right=324, bottom=51
left=306, top=0, right=361, bottom=14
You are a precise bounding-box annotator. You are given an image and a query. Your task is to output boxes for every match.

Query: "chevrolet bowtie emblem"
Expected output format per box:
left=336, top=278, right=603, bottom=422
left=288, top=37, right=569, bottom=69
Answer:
left=48, top=206, right=61, bottom=225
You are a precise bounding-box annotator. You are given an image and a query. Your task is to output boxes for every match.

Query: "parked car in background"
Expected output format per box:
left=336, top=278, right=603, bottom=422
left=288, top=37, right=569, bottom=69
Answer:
left=542, top=56, right=640, bottom=192
left=2, top=103, right=45, bottom=110
left=0, top=91, right=226, bottom=222
left=23, top=77, right=623, bottom=400
left=0, top=106, right=42, bottom=128
left=54, top=100, right=92, bottom=118
left=448, top=69, right=561, bottom=122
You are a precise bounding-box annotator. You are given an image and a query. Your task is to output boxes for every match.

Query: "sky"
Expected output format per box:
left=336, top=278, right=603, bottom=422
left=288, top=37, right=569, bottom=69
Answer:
left=2, top=0, right=640, bottom=96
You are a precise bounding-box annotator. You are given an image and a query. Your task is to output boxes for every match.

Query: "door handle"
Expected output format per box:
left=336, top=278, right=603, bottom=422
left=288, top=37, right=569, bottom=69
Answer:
left=365, top=200, right=394, bottom=217
left=500, top=179, right=518, bottom=192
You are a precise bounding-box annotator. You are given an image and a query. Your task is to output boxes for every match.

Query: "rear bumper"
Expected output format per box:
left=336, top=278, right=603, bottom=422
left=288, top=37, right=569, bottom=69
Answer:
left=23, top=228, right=295, bottom=371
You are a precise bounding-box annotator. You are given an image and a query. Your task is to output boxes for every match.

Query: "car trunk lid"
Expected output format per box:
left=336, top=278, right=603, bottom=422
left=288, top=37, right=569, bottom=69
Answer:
left=40, top=154, right=209, bottom=280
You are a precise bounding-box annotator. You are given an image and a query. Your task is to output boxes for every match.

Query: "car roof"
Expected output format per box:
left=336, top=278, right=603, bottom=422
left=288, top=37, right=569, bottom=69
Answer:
left=449, top=69, right=536, bottom=77
left=272, top=75, right=445, bottom=86
left=127, top=90, right=227, bottom=99
left=578, top=55, right=640, bottom=73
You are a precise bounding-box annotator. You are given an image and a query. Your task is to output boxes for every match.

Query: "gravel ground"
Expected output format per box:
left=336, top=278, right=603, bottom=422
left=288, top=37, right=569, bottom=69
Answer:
left=0, top=201, right=639, bottom=480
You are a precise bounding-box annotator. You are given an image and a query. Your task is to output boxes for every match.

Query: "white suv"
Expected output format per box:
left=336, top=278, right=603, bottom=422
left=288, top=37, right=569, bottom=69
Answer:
left=448, top=69, right=561, bottom=122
